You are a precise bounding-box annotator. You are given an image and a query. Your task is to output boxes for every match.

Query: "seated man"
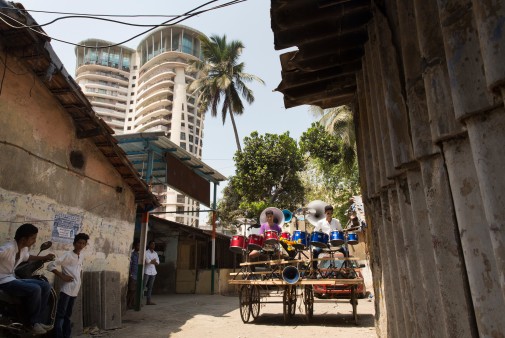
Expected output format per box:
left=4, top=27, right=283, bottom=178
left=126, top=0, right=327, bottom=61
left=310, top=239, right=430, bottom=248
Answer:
left=312, top=205, right=348, bottom=271
left=0, top=223, right=55, bottom=335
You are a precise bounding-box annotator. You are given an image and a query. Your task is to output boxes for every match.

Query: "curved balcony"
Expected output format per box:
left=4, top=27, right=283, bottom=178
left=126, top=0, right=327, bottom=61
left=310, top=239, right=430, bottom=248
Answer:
left=139, top=50, right=197, bottom=74
left=134, top=117, right=171, bottom=133
left=138, top=61, right=176, bottom=85
left=137, top=79, right=175, bottom=101
left=76, top=62, right=130, bottom=77
left=134, top=103, right=171, bottom=126
left=136, top=89, right=172, bottom=112
left=76, top=71, right=129, bottom=86
left=84, top=81, right=128, bottom=94
left=84, top=88, right=127, bottom=101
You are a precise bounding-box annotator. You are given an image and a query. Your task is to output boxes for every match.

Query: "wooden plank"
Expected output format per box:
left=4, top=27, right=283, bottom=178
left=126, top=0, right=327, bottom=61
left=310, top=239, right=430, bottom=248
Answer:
left=239, top=257, right=362, bottom=266
left=228, top=278, right=364, bottom=286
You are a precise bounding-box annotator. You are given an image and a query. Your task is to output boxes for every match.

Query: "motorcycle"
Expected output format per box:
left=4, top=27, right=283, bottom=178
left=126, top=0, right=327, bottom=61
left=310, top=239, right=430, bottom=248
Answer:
left=0, top=241, right=57, bottom=336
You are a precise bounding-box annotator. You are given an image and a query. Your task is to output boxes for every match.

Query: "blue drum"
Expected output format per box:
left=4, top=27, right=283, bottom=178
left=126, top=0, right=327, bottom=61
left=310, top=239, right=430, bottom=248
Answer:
left=330, top=230, right=345, bottom=246
left=310, top=231, right=329, bottom=248
left=347, top=233, right=359, bottom=245
left=292, top=230, right=308, bottom=249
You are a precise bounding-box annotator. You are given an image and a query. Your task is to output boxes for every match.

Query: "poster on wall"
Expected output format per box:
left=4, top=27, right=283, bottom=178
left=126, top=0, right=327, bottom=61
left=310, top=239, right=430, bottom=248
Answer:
left=51, top=213, right=83, bottom=243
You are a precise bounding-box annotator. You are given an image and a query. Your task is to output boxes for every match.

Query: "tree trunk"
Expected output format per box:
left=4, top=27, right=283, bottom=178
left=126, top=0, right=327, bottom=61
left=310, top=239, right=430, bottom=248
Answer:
left=228, top=110, right=242, bottom=152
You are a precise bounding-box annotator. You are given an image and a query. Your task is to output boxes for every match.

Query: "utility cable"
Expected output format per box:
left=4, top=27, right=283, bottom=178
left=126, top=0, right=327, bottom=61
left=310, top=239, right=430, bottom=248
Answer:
left=0, top=0, right=246, bottom=48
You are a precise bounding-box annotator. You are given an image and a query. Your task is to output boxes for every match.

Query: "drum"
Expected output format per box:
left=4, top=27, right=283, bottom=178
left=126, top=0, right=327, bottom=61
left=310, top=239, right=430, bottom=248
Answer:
left=247, top=234, right=264, bottom=250
left=310, top=231, right=329, bottom=248
left=280, top=232, right=291, bottom=241
left=330, top=230, right=345, bottom=246
left=347, top=233, right=359, bottom=245
left=264, top=230, right=279, bottom=244
left=292, top=230, right=308, bottom=249
left=229, top=235, right=247, bottom=253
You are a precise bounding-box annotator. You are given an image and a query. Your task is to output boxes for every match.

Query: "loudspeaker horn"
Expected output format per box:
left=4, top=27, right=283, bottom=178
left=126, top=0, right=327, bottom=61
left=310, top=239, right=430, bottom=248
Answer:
left=282, top=266, right=300, bottom=284
left=282, top=209, right=293, bottom=223
left=305, top=200, right=328, bottom=226
left=259, top=207, right=285, bottom=228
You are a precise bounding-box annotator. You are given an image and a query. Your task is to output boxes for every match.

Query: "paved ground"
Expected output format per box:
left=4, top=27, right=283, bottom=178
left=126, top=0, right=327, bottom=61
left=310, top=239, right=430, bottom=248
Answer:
left=75, top=293, right=377, bottom=338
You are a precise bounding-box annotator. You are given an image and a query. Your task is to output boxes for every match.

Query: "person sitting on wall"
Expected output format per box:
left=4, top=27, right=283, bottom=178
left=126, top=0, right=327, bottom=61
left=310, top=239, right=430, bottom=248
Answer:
left=0, top=223, right=55, bottom=335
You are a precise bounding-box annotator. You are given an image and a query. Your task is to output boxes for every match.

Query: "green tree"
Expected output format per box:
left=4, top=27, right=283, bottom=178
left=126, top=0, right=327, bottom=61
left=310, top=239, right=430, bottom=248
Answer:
left=188, top=34, right=264, bottom=152
left=309, top=105, right=356, bottom=173
left=217, top=132, right=306, bottom=223
left=300, top=106, right=360, bottom=225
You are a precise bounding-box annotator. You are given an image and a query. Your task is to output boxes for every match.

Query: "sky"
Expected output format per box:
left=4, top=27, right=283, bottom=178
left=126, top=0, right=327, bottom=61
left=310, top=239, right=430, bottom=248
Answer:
left=17, top=0, right=317, bottom=207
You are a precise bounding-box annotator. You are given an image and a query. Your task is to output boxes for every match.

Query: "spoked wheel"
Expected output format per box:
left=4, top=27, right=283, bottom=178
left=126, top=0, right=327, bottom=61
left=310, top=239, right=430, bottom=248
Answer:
left=239, top=285, right=251, bottom=323
left=289, top=286, right=296, bottom=317
left=250, top=285, right=261, bottom=320
left=351, top=285, right=358, bottom=325
left=303, top=285, right=314, bottom=321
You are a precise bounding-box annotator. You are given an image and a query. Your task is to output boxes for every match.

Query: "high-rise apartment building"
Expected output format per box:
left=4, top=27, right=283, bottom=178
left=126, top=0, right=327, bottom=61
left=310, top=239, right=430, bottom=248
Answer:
left=75, top=25, right=206, bottom=226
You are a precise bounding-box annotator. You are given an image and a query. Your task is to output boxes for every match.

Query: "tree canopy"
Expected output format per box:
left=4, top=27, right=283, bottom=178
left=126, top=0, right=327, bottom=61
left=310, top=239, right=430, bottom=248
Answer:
left=218, top=131, right=306, bottom=223
left=188, top=34, right=264, bottom=152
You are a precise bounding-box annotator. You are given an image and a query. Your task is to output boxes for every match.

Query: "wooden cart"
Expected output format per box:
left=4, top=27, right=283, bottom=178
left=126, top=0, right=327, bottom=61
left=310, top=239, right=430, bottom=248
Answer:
left=228, top=258, right=364, bottom=324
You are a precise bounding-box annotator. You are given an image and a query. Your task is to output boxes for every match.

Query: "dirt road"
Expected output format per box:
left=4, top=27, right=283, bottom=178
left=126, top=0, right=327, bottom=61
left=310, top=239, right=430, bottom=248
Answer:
left=76, top=294, right=377, bottom=338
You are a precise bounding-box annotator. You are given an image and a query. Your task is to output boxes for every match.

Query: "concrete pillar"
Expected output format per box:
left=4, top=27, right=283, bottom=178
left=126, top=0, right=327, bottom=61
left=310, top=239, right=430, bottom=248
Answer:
left=442, top=137, right=505, bottom=336
left=437, top=0, right=505, bottom=308
left=367, top=22, right=402, bottom=181
left=363, top=42, right=389, bottom=190
left=379, top=189, right=410, bottom=337
left=395, top=176, right=433, bottom=337
left=469, top=1, right=505, bottom=300
left=419, top=155, right=478, bottom=337
left=406, top=168, right=448, bottom=338
left=373, top=9, right=415, bottom=169
left=371, top=197, right=394, bottom=337
left=355, top=71, right=374, bottom=200
left=388, top=187, right=418, bottom=338
left=361, top=54, right=381, bottom=195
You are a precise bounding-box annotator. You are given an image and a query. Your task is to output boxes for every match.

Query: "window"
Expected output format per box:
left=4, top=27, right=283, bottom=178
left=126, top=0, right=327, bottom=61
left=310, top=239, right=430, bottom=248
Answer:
left=177, top=194, right=185, bottom=203
left=189, top=145, right=193, bottom=152
left=133, top=65, right=138, bottom=70
left=129, top=109, right=133, bottom=112
left=127, top=127, right=131, bottom=130
left=130, top=100, right=134, bottom=104
left=176, top=206, right=184, bottom=214
left=180, top=132, right=186, bottom=140
left=188, top=135, right=193, bottom=142
left=128, top=118, right=132, bottom=121
left=180, top=142, right=186, bottom=149
left=132, top=84, right=135, bottom=87
left=176, top=217, right=184, bottom=223
left=132, top=76, right=136, bottom=79
left=131, top=92, right=134, bottom=95
left=181, top=113, right=185, bottom=121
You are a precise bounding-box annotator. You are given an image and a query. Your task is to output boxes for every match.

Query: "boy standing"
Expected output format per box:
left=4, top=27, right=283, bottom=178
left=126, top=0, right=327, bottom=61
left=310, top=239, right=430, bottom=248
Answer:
left=48, top=233, right=89, bottom=338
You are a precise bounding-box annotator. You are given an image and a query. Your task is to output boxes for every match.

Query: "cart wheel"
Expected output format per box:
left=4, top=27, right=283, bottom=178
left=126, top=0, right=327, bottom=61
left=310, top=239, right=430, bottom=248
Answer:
left=283, top=286, right=293, bottom=323
left=289, top=286, right=296, bottom=318
left=351, top=285, right=358, bottom=325
left=304, top=285, right=314, bottom=321
left=239, top=285, right=251, bottom=323
left=250, top=285, right=261, bottom=320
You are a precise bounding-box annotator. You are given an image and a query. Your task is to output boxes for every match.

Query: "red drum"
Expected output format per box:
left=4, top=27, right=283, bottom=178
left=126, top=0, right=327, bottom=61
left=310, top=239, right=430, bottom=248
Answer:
left=280, top=232, right=291, bottom=241
left=264, top=230, right=279, bottom=244
left=229, top=235, right=247, bottom=254
left=248, top=234, right=264, bottom=250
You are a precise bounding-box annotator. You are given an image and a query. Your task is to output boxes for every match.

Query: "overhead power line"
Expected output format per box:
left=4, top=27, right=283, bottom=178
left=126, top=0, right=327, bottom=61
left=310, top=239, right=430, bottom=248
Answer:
left=0, top=0, right=246, bottom=48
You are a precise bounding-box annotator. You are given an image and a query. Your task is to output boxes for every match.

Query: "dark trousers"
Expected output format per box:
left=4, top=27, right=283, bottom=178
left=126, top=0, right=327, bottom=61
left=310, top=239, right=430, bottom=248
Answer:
left=0, top=278, right=51, bottom=325
left=312, top=246, right=349, bottom=269
left=55, top=292, right=76, bottom=338
left=143, top=274, right=156, bottom=302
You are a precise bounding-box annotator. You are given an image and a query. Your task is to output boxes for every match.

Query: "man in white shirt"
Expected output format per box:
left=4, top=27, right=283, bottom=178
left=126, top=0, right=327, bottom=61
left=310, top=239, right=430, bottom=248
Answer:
left=144, top=240, right=159, bottom=305
left=312, top=205, right=345, bottom=270
left=0, top=223, right=55, bottom=335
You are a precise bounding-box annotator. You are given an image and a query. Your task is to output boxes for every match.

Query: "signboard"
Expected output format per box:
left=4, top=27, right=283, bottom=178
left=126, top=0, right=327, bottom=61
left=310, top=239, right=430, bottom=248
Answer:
left=165, top=153, right=210, bottom=207
left=51, top=213, right=82, bottom=243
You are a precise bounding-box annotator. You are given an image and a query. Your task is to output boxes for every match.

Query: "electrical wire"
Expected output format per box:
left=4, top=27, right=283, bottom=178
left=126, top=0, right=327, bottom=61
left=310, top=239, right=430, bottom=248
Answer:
left=8, top=9, right=184, bottom=18
left=0, top=0, right=246, bottom=49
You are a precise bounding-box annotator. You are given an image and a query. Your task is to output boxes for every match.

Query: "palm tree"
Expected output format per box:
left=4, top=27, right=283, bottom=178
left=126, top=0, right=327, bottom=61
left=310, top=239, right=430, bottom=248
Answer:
left=188, top=34, right=264, bottom=152
left=310, top=105, right=356, bottom=172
